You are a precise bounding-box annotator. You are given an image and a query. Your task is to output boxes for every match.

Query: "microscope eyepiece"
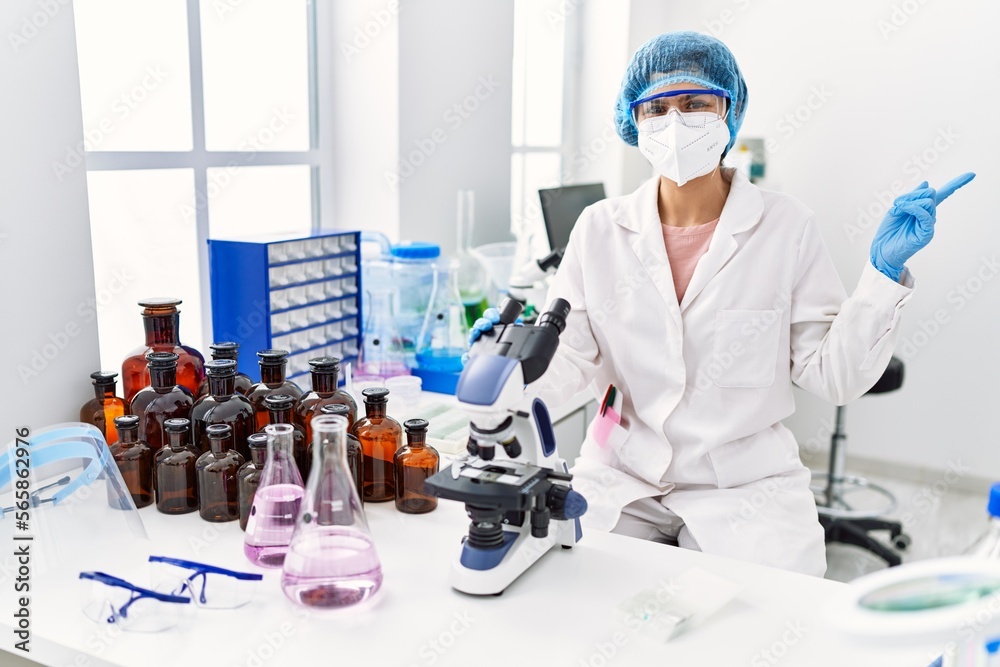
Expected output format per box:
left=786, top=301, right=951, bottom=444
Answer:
left=536, top=298, right=571, bottom=335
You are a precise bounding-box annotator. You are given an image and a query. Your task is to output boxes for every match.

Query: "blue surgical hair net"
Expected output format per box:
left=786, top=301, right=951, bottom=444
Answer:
left=614, top=31, right=748, bottom=156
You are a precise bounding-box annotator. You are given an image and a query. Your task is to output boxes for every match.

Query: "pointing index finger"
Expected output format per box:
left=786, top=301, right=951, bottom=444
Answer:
left=935, top=172, right=976, bottom=204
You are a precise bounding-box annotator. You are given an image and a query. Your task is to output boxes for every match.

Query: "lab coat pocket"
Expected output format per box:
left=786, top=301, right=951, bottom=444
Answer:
left=583, top=416, right=631, bottom=469
left=712, top=309, right=782, bottom=388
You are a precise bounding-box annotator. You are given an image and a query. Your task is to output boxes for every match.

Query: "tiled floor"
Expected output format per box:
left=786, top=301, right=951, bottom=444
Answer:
left=820, top=470, right=989, bottom=582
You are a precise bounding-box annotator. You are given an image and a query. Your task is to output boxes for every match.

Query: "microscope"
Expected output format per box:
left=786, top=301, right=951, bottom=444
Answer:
left=424, top=298, right=588, bottom=596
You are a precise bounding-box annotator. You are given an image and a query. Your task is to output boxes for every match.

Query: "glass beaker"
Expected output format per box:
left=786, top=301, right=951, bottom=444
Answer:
left=281, top=415, right=383, bottom=609
left=357, top=288, right=410, bottom=382
left=415, top=260, right=469, bottom=374
left=244, top=424, right=305, bottom=567
left=455, top=190, right=489, bottom=322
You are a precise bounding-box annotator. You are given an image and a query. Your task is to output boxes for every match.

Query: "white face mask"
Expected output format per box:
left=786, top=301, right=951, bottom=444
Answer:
left=637, top=111, right=731, bottom=187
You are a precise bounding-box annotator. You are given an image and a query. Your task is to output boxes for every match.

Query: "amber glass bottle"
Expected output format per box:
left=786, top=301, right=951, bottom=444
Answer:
left=196, top=424, right=245, bottom=522
left=110, top=415, right=153, bottom=508
left=80, top=371, right=126, bottom=445
left=121, top=299, right=205, bottom=404
left=237, top=433, right=268, bottom=531
left=294, top=357, right=357, bottom=445
left=246, top=350, right=304, bottom=431
left=352, top=387, right=402, bottom=503
left=197, top=342, right=253, bottom=398
left=262, top=394, right=308, bottom=479
left=130, top=352, right=194, bottom=455
left=191, top=359, right=255, bottom=459
left=154, top=418, right=199, bottom=515
left=393, top=419, right=439, bottom=514
left=319, top=403, right=364, bottom=505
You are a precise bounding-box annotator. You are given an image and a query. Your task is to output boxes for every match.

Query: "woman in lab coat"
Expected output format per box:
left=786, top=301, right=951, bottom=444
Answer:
left=517, top=32, right=973, bottom=576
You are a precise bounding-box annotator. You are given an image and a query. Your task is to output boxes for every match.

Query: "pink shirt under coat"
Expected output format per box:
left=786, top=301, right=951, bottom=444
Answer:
left=661, top=218, right=719, bottom=304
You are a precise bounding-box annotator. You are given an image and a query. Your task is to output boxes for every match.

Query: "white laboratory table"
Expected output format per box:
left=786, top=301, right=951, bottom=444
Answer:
left=1, top=493, right=939, bottom=667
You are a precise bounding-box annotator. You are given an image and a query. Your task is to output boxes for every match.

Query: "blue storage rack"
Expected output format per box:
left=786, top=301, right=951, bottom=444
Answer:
left=208, top=230, right=362, bottom=384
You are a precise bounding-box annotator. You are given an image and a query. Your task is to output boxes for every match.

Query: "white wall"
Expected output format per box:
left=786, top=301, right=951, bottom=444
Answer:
left=397, top=0, right=515, bottom=253
left=597, top=0, right=1000, bottom=479
left=1, top=0, right=100, bottom=434
left=328, top=0, right=515, bottom=254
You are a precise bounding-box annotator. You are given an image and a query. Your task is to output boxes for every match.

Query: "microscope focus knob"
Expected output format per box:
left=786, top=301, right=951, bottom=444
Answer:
left=548, top=485, right=588, bottom=520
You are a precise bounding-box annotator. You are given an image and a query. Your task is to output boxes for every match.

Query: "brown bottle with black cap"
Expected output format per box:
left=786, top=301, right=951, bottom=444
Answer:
left=246, top=350, right=303, bottom=431
left=196, top=423, right=245, bottom=522
left=393, top=419, right=439, bottom=514
left=121, top=298, right=205, bottom=404
left=191, top=359, right=255, bottom=458
left=80, top=371, right=126, bottom=445
left=294, top=357, right=357, bottom=443
left=262, top=394, right=308, bottom=479
left=129, top=352, right=194, bottom=455
left=110, top=415, right=153, bottom=508
left=196, top=342, right=253, bottom=398
left=154, top=418, right=199, bottom=514
left=352, top=387, right=402, bottom=502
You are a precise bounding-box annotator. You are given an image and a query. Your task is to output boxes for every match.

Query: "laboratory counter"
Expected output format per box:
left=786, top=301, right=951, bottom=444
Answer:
left=2, top=495, right=935, bottom=667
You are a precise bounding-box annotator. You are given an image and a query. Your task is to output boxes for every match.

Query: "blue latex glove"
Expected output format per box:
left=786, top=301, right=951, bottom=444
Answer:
left=870, top=172, right=975, bottom=282
left=461, top=308, right=522, bottom=366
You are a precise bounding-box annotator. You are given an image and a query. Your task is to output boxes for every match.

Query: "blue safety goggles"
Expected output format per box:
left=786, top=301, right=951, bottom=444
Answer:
left=80, top=556, right=264, bottom=631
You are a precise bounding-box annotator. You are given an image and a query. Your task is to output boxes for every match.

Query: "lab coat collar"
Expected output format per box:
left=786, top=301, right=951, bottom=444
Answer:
left=616, top=169, right=765, bottom=315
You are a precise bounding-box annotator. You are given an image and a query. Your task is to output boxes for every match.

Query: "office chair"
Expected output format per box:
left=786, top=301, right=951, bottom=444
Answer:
left=811, top=356, right=910, bottom=567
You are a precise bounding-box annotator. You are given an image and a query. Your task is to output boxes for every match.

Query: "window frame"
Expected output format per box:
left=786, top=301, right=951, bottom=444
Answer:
left=82, top=0, right=335, bottom=345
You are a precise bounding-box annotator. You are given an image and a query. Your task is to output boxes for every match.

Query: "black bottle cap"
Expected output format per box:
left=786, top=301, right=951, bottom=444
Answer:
left=257, top=349, right=289, bottom=365
left=206, top=424, right=233, bottom=439
left=90, top=371, right=118, bottom=386
left=264, top=394, right=295, bottom=411
left=404, top=418, right=429, bottom=434
left=308, top=357, right=341, bottom=372
left=320, top=403, right=350, bottom=416
left=164, top=418, right=190, bottom=433
left=361, top=387, right=389, bottom=403
left=114, top=415, right=140, bottom=430
left=247, top=433, right=268, bottom=449
left=145, top=351, right=179, bottom=368
left=204, top=359, right=237, bottom=376
left=210, top=342, right=240, bottom=359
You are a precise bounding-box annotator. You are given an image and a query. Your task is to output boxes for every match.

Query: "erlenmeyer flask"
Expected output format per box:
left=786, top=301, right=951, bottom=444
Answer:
left=281, top=415, right=383, bottom=609
left=455, top=190, right=489, bottom=322
left=357, top=287, right=410, bottom=382
left=244, top=424, right=305, bottom=568
left=416, top=260, right=470, bottom=373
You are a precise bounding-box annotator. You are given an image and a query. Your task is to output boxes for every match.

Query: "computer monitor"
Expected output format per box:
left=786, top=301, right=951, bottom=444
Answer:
left=537, top=183, right=606, bottom=252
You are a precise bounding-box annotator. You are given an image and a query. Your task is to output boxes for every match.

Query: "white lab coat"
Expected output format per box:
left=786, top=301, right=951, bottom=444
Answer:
left=535, top=169, right=914, bottom=576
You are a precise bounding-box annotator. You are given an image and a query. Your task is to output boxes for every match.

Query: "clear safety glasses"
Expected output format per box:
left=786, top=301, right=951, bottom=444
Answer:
left=79, top=557, right=263, bottom=632
left=629, top=88, right=730, bottom=132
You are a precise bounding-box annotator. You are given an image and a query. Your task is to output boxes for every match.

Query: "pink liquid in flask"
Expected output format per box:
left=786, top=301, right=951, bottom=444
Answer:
left=243, top=483, right=303, bottom=567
